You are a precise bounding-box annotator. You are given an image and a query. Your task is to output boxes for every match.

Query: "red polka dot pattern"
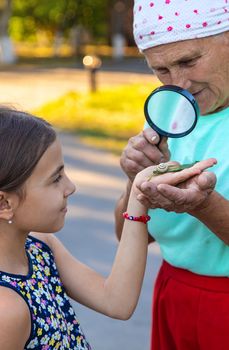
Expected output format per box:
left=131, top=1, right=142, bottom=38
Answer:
left=133, top=0, right=229, bottom=50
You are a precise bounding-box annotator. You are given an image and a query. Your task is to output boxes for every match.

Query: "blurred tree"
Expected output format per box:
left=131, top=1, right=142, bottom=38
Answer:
left=110, top=0, right=134, bottom=47
left=0, top=0, right=16, bottom=63
left=10, top=0, right=110, bottom=44
left=110, top=0, right=134, bottom=59
left=9, top=0, right=135, bottom=56
left=124, top=0, right=135, bottom=46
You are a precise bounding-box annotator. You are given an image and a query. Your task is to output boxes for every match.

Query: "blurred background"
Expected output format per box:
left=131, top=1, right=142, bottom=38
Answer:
left=0, top=0, right=161, bottom=152
left=0, top=1, right=162, bottom=349
left=2, top=0, right=139, bottom=60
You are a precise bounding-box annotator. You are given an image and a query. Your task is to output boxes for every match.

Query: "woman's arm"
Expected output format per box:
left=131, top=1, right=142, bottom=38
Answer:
left=138, top=167, right=229, bottom=244
left=189, top=190, right=229, bottom=245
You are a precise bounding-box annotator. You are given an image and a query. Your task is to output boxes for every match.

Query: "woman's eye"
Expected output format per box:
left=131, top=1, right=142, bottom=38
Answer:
left=181, top=61, right=193, bottom=67
left=53, top=174, right=62, bottom=183
left=180, top=57, right=200, bottom=67
left=156, top=68, right=169, bottom=75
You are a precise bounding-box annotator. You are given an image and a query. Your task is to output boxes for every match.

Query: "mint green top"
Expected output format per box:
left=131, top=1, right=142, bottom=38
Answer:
left=147, top=107, right=229, bottom=276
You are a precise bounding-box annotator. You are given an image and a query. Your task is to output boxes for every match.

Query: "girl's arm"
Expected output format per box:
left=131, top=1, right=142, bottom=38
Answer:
left=42, top=186, right=149, bottom=320
left=115, top=179, right=155, bottom=244
left=114, top=179, right=132, bottom=241
left=40, top=158, right=216, bottom=320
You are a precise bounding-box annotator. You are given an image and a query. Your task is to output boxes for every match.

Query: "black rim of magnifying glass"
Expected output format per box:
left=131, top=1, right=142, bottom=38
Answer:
left=144, top=85, right=200, bottom=138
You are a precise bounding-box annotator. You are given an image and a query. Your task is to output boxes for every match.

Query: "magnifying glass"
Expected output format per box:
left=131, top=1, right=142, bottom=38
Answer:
left=144, top=85, right=200, bottom=138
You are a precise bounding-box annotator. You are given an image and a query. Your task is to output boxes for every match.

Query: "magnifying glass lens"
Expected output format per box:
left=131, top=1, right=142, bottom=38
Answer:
left=144, top=85, right=199, bottom=138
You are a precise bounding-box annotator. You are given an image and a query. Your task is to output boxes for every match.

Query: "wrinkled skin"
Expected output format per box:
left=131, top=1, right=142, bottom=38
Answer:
left=144, top=33, right=229, bottom=116
left=136, top=168, right=216, bottom=213
left=120, top=129, right=170, bottom=183
left=120, top=32, right=229, bottom=213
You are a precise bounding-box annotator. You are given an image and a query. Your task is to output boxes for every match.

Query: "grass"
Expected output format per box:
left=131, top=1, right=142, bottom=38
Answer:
left=35, top=83, right=160, bottom=154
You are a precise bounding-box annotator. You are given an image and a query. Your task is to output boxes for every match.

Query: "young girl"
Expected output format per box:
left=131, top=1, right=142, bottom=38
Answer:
left=0, top=107, right=215, bottom=350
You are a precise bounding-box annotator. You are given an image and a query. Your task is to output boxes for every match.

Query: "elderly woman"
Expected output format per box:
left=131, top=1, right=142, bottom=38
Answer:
left=115, top=1, right=229, bottom=349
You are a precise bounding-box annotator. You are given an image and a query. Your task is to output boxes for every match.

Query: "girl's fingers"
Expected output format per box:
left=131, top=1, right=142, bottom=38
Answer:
left=152, top=158, right=216, bottom=184
left=135, top=158, right=217, bottom=190
left=190, top=158, right=217, bottom=172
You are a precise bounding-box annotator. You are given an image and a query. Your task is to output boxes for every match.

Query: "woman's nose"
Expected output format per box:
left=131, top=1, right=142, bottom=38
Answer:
left=170, top=70, right=191, bottom=90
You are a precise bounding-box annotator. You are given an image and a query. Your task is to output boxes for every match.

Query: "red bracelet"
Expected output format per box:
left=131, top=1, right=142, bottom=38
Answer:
left=123, top=212, right=151, bottom=224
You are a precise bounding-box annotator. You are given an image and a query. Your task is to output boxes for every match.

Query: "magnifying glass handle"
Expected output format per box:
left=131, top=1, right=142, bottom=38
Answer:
left=156, top=134, right=167, bottom=147
left=156, top=134, right=162, bottom=145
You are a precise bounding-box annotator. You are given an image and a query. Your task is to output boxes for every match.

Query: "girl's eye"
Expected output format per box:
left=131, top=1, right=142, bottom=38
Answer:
left=53, top=174, right=62, bottom=183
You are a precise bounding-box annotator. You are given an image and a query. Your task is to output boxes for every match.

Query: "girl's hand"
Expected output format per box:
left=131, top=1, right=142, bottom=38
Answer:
left=133, top=158, right=217, bottom=211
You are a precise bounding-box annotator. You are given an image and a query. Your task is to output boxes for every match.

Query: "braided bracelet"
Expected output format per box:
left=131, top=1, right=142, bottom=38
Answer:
left=123, top=212, right=151, bottom=224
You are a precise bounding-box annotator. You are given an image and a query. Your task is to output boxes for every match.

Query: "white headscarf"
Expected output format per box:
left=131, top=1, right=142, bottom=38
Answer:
left=134, top=0, right=229, bottom=51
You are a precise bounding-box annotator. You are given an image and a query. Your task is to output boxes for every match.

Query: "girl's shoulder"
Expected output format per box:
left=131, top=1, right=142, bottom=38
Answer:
left=28, top=232, right=56, bottom=251
left=0, top=286, right=31, bottom=348
left=28, top=233, right=67, bottom=269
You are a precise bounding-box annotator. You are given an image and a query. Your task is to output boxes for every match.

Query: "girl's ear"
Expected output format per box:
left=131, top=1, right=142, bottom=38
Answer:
left=0, top=191, right=18, bottom=221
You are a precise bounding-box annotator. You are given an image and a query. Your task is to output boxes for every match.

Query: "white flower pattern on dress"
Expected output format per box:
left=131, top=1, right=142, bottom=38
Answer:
left=0, top=236, right=91, bottom=350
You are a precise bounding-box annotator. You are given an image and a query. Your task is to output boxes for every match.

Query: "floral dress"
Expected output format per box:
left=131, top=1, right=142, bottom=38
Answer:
left=0, top=235, right=91, bottom=350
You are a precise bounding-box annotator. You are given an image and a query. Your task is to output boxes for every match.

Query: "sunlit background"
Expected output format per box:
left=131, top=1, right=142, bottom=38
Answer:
left=0, top=2, right=162, bottom=349
left=0, top=0, right=160, bottom=152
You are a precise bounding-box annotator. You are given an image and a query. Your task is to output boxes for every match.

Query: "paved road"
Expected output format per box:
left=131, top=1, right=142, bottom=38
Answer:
left=59, top=133, right=162, bottom=350
left=0, top=66, right=158, bottom=110
left=0, top=65, right=162, bottom=349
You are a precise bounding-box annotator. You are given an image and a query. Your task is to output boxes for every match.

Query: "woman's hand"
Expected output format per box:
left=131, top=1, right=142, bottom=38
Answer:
left=133, top=158, right=217, bottom=212
left=120, top=128, right=170, bottom=182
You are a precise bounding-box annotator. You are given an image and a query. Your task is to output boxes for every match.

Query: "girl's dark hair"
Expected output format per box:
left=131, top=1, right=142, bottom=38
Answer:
left=0, top=107, right=56, bottom=197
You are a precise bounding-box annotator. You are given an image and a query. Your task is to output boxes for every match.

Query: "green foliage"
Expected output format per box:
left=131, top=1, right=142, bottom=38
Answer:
left=10, top=0, right=110, bottom=42
left=34, top=83, right=160, bottom=154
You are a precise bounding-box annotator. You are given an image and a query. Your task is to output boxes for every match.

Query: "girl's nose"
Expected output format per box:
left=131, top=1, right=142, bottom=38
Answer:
left=64, top=177, right=76, bottom=198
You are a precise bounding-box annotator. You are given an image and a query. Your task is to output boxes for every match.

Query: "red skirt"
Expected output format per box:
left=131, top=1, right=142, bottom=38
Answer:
left=151, top=260, right=229, bottom=350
